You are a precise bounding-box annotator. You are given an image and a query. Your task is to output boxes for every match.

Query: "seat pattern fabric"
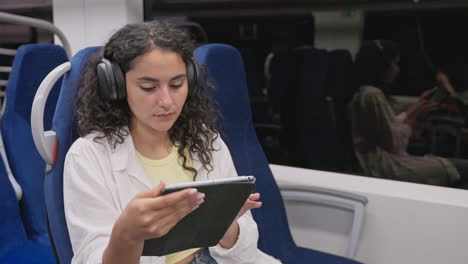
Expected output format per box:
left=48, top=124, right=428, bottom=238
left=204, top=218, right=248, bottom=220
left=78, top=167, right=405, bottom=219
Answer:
left=194, top=43, right=359, bottom=264
left=0, top=44, right=68, bottom=245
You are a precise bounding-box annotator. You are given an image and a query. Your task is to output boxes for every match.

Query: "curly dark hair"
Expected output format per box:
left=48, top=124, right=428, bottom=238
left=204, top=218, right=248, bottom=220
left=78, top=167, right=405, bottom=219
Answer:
left=75, top=20, right=219, bottom=176
left=354, top=40, right=400, bottom=89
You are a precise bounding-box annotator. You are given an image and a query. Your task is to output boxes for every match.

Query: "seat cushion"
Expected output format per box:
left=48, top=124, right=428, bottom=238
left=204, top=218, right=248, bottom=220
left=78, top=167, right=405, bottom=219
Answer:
left=0, top=240, right=56, bottom=264
left=289, top=247, right=360, bottom=264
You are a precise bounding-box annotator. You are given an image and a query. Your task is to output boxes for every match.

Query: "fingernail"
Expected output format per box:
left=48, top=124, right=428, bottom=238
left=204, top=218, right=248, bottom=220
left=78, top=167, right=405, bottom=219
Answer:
left=191, top=205, right=199, bottom=212
left=188, top=188, right=198, bottom=195
left=197, top=193, right=205, bottom=200
left=197, top=199, right=205, bottom=205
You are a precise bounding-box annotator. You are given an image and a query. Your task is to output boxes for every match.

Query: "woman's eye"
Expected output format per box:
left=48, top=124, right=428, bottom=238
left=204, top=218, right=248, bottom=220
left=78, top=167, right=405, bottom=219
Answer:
left=170, top=83, right=183, bottom=89
left=140, top=86, right=155, bottom=91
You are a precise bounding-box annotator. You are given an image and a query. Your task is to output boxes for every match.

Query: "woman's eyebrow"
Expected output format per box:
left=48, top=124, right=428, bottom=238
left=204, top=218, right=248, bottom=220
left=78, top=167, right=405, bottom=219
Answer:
left=137, top=76, right=159, bottom=82
left=170, top=74, right=186, bottom=81
left=136, top=74, right=186, bottom=82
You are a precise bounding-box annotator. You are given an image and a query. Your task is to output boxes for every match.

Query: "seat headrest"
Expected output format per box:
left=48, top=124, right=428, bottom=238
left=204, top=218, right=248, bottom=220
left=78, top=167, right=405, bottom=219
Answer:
left=194, top=44, right=252, bottom=126
left=5, top=44, right=68, bottom=122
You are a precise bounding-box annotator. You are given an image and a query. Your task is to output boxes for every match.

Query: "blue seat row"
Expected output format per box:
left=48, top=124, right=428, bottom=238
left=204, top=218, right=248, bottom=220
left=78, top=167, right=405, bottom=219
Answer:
left=0, top=44, right=67, bottom=263
left=268, top=46, right=359, bottom=173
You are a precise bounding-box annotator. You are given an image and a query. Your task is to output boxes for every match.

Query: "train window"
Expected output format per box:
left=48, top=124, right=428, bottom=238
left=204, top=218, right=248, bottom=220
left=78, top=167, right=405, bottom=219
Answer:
left=145, top=3, right=468, bottom=189
left=351, top=8, right=468, bottom=189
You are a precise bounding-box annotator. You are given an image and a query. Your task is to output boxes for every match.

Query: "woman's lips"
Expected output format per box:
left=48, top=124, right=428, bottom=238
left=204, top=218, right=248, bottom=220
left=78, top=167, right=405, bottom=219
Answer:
left=154, top=112, right=174, bottom=118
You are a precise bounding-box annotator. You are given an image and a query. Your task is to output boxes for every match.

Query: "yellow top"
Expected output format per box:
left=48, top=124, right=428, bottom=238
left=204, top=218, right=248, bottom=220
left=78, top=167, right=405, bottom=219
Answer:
left=136, top=145, right=199, bottom=264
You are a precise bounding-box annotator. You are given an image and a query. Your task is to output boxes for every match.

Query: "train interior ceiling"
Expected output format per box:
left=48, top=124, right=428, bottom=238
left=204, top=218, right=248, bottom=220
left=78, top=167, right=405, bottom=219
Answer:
left=2, top=1, right=468, bottom=177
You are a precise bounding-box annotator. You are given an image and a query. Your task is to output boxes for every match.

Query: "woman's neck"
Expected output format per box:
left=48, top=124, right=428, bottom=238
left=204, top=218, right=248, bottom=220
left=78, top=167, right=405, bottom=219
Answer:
left=130, top=121, right=173, bottom=160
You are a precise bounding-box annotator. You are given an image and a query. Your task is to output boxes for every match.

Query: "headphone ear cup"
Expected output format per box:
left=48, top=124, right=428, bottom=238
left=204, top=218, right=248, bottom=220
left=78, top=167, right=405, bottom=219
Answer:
left=96, top=58, right=126, bottom=101
left=186, top=58, right=200, bottom=94
left=97, top=58, right=118, bottom=100
left=110, top=61, right=126, bottom=100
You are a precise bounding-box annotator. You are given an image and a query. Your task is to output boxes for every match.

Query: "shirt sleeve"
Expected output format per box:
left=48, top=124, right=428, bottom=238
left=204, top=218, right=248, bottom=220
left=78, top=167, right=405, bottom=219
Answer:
left=207, top=137, right=261, bottom=264
left=64, top=140, right=119, bottom=264
left=361, top=90, right=411, bottom=153
left=393, top=111, right=412, bottom=154
left=209, top=212, right=259, bottom=263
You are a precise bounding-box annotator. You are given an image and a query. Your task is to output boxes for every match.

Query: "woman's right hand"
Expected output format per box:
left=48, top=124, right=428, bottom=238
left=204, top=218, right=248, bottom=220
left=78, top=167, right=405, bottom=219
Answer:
left=405, top=99, right=438, bottom=125
left=436, top=72, right=457, bottom=95
left=419, top=88, right=436, bottom=101
left=113, top=181, right=205, bottom=245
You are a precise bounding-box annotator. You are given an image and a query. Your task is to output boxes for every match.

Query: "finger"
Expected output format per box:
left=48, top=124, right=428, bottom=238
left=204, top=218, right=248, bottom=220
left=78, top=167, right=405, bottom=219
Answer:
left=237, top=200, right=262, bottom=220
left=153, top=196, right=204, bottom=237
left=170, top=191, right=204, bottom=216
left=173, top=196, right=204, bottom=220
left=248, top=193, right=261, bottom=201
left=149, top=188, right=203, bottom=211
left=151, top=194, right=204, bottom=228
left=245, top=200, right=262, bottom=210
left=145, top=212, right=179, bottom=239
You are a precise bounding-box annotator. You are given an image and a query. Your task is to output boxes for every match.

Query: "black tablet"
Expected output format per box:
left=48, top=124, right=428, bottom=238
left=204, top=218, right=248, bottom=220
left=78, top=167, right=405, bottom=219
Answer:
left=142, top=176, right=256, bottom=256
left=162, top=176, right=256, bottom=194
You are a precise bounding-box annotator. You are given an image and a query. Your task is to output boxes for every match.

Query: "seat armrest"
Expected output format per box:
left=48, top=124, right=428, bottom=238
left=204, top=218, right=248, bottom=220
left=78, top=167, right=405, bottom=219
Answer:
left=280, top=185, right=367, bottom=259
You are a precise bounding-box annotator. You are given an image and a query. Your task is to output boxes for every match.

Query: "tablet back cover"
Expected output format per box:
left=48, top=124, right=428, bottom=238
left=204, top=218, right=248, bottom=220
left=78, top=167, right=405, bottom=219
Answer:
left=142, top=182, right=255, bottom=256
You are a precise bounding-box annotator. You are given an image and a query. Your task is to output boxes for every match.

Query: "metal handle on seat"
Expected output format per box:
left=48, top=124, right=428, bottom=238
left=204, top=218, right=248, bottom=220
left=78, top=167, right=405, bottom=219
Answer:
left=31, top=62, right=71, bottom=165
left=0, top=12, right=71, bottom=58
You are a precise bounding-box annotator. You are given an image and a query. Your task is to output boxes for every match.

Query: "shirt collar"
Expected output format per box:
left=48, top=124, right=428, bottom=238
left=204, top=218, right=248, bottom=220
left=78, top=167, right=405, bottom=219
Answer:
left=109, top=127, right=153, bottom=190
left=108, top=127, right=205, bottom=188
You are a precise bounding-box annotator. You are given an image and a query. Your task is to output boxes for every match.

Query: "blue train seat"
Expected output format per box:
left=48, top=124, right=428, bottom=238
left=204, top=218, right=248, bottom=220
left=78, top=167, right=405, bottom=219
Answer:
left=1, top=44, right=68, bottom=246
left=43, top=47, right=100, bottom=264
left=326, top=49, right=360, bottom=173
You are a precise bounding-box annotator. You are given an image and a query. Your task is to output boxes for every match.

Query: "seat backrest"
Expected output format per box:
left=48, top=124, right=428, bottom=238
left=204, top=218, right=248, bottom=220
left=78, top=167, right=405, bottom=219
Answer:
left=326, top=49, right=359, bottom=172
left=326, top=49, right=354, bottom=100
left=0, top=44, right=68, bottom=245
left=267, top=48, right=293, bottom=115
left=280, top=46, right=338, bottom=170
left=194, top=43, right=296, bottom=261
left=0, top=152, right=28, bottom=257
left=45, top=47, right=101, bottom=264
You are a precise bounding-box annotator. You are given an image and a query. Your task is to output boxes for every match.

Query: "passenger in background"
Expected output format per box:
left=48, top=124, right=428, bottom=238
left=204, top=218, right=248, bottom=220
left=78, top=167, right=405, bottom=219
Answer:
left=350, top=40, right=468, bottom=186
left=63, top=21, right=281, bottom=264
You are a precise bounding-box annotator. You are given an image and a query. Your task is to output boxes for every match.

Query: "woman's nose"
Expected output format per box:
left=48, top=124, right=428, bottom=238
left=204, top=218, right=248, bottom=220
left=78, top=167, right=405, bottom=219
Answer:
left=156, top=86, right=172, bottom=107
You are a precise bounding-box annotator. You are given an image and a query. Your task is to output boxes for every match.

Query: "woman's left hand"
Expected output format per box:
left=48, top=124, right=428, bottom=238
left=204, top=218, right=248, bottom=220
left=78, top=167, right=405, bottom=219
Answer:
left=218, top=193, right=262, bottom=249
left=419, top=88, right=436, bottom=101
left=235, top=193, right=262, bottom=221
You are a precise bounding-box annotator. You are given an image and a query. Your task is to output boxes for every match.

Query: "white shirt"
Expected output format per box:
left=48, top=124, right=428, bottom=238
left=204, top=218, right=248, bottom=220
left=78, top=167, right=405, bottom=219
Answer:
left=64, top=129, right=281, bottom=264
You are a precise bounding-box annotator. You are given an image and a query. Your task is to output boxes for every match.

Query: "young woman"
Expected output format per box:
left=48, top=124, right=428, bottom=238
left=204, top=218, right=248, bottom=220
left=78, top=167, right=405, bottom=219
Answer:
left=63, top=20, right=281, bottom=264
left=350, top=40, right=467, bottom=186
